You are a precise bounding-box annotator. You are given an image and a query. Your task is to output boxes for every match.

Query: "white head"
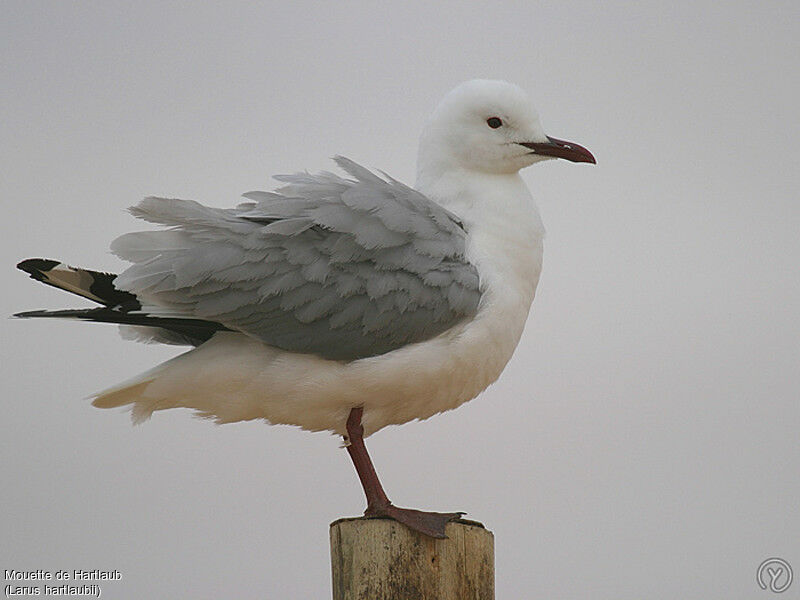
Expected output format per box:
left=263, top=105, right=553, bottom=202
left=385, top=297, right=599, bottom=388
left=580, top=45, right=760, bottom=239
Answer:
left=417, top=79, right=594, bottom=180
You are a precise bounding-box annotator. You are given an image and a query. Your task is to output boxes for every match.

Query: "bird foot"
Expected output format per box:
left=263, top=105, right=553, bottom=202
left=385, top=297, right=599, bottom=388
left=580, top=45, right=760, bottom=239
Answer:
left=365, top=504, right=465, bottom=539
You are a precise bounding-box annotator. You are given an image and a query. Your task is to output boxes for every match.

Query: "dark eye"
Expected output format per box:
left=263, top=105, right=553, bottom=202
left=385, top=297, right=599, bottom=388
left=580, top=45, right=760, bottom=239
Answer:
left=486, top=117, right=503, bottom=129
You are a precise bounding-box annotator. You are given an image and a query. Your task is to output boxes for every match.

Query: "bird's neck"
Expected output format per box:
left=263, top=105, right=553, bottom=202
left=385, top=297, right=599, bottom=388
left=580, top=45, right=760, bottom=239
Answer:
left=416, top=167, right=544, bottom=245
left=416, top=167, right=545, bottom=302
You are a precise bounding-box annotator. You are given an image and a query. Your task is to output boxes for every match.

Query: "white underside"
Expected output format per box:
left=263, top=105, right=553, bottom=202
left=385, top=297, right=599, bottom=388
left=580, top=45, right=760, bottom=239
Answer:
left=93, top=173, right=545, bottom=437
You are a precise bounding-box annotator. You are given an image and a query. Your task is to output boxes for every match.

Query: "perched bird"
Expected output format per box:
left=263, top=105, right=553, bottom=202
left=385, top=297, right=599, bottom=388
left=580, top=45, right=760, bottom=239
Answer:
left=15, top=79, right=594, bottom=538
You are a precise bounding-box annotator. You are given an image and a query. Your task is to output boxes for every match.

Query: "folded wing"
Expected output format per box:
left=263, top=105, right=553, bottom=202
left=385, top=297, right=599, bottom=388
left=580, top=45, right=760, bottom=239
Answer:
left=112, top=157, right=481, bottom=361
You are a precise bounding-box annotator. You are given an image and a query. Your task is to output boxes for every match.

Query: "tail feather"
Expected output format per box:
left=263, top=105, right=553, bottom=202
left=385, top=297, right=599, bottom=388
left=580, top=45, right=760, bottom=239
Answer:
left=91, top=359, right=173, bottom=423
left=92, top=381, right=153, bottom=409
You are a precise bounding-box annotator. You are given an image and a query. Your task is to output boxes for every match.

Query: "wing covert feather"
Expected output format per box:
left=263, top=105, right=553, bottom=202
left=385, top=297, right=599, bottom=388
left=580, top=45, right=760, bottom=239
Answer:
left=112, top=157, right=481, bottom=360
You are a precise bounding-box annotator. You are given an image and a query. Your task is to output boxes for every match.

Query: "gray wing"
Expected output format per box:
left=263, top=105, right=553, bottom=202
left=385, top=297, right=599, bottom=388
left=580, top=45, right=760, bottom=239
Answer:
left=111, top=157, right=481, bottom=361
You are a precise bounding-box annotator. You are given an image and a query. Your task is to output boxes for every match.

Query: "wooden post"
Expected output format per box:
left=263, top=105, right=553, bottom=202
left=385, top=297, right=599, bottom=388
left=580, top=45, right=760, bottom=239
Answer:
left=330, top=517, right=494, bottom=600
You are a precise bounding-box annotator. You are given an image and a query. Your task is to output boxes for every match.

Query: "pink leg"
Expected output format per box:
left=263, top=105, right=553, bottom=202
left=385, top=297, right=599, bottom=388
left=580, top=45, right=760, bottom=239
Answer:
left=344, top=407, right=464, bottom=539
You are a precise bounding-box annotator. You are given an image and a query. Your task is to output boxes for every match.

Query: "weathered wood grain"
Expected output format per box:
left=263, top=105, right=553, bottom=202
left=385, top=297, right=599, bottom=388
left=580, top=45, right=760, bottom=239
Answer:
left=330, top=517, right=494, bottom=600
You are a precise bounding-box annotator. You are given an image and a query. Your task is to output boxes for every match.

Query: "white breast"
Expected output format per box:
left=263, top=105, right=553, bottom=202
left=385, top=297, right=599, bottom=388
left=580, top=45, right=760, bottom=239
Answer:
left=311, top=172, right=544, bottom=435
left=345, top=172, right=545, bottom=434
left=350, top=221, right=543, bottom=436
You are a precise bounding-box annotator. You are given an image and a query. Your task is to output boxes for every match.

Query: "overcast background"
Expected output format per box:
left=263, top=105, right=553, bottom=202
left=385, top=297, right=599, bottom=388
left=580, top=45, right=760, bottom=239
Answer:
left=2, top=2, right=798, bottom=599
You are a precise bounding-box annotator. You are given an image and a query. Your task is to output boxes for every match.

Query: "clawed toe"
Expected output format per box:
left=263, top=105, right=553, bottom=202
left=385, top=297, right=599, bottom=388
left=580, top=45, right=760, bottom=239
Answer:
left=366, top=505, right=465, bottom=538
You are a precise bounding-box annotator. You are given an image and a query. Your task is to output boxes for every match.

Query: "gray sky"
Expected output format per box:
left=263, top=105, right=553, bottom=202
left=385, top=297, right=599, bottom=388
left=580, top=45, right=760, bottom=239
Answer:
left=2, top=1, right=798, bottom=598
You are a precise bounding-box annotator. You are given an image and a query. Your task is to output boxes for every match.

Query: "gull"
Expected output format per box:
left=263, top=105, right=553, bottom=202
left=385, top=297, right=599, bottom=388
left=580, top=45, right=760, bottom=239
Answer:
left=15, top=79, right=595, bottom=538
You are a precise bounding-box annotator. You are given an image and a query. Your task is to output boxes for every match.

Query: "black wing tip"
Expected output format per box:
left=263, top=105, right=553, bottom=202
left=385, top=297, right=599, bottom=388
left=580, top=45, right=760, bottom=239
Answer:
left=12, top=309, right=53, bottom=319
left=17, top=258, right=60, bottom=279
